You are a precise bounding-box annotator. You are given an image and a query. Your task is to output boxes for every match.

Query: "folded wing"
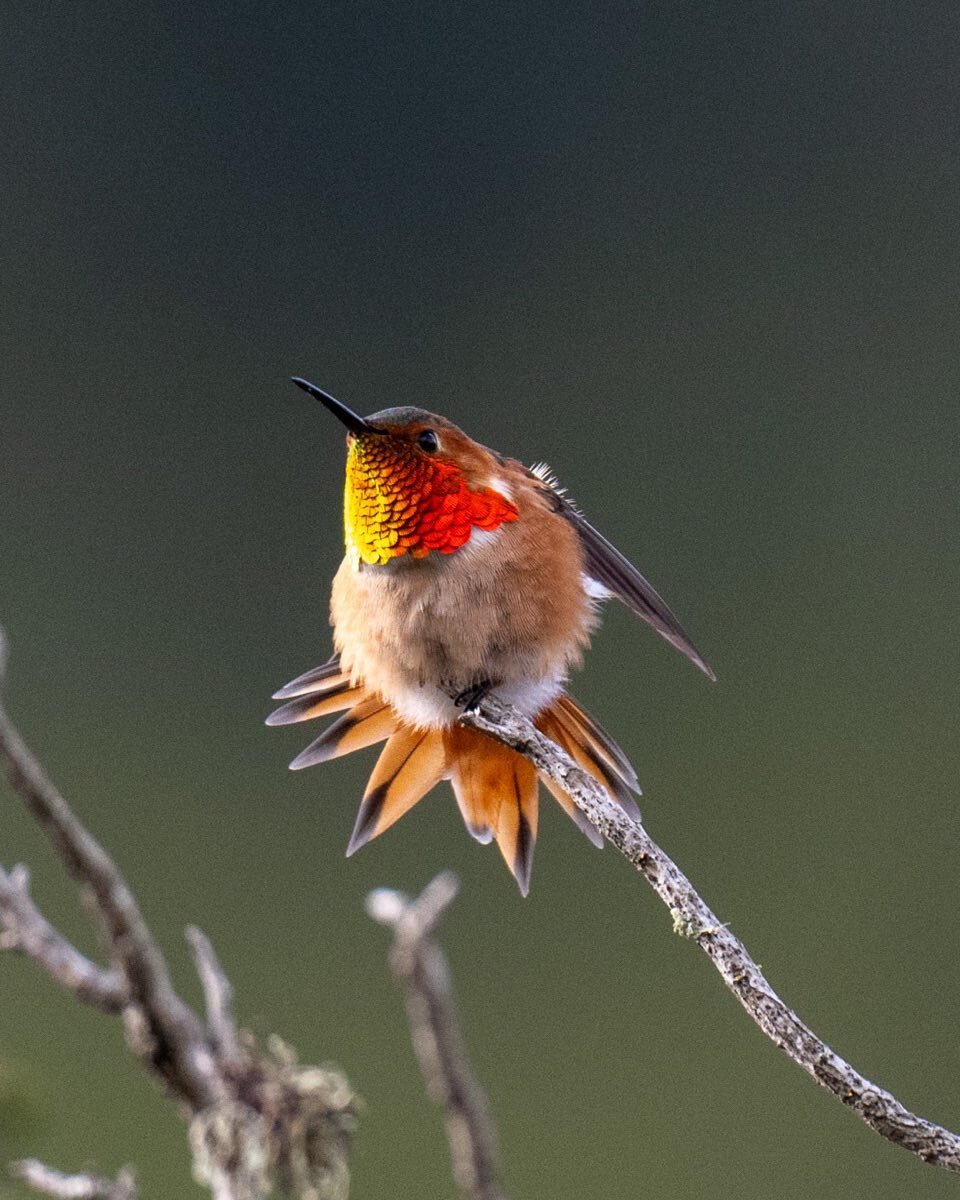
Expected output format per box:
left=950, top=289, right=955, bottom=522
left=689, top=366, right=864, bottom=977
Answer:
left=529, top=464, right=715, bottom=680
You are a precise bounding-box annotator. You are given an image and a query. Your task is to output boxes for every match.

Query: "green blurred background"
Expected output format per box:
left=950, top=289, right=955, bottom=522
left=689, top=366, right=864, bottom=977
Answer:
left=2, top=2, right=960, bottom=1196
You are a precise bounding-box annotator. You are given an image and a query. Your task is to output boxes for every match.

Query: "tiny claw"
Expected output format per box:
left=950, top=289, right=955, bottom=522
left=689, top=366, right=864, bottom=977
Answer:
left=454, top=681, right=492, bottom=712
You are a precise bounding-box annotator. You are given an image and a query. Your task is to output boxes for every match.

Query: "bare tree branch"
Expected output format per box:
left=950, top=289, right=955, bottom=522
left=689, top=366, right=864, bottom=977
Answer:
left=0, top=862, right=128, bottom=1012
left=9, top=1160, right=137, bottom=1200
left=460, top=694, right=960, bottom=1174
left=0, top=627, right=356, bottom=1199
left=368, top=873, right=507, bottom=1200
left=0, top=683, right=221, bottom=1110
left=186, top=925, right=241, bottom=1064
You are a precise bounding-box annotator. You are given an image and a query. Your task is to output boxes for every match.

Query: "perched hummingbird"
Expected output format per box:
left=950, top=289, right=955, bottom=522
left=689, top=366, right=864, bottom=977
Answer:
left=268, top=377, right=714, bottom=894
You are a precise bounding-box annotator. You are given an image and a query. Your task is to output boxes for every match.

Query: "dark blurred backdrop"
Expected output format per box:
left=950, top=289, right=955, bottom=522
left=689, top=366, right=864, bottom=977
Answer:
left=3, top=2, right=960, bottom=1196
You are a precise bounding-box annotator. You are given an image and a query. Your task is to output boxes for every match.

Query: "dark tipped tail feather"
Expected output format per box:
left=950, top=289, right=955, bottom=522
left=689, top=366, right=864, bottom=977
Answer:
left=346, top=726, right=447, bottom=855
left=269, top=662, right=640, bottom=893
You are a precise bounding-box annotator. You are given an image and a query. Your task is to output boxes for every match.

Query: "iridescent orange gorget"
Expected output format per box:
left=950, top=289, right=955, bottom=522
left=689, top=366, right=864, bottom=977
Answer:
left=344, top=433, right=519, bottom=566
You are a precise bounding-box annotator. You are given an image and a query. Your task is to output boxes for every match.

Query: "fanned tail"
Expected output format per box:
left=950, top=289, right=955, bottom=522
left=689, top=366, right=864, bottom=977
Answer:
left=268, top=659, right=640, bottom=894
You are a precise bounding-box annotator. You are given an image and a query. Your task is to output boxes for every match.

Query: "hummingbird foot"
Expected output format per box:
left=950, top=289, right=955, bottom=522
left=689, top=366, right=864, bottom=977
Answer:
left=454, top=680, right=493, bottom=713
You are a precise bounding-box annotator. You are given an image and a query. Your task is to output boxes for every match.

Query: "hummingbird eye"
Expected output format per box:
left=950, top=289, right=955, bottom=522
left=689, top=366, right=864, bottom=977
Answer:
left=417, top=429, right=439, bottom=454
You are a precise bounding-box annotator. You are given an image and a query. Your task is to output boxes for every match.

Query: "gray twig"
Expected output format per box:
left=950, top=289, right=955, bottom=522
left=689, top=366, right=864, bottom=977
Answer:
left=461, top=694, right=960, bottom=1174
left=0, top=863, right=127, bottom=1012
left=368, top=873, right=506, bottom=1200
left=186, top=925, right=241, bottom=1063
left=10, top=1160, right=137, bottom=1200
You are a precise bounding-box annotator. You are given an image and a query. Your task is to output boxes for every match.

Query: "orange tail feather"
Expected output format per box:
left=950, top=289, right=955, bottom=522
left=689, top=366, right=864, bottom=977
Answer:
left=268, top=665, right=640, bottom=893
left=540, top=695, right=642, bottom=821
left=446, top=725, right=539, bottom=894
left=347, top=725, right=447, bottom=854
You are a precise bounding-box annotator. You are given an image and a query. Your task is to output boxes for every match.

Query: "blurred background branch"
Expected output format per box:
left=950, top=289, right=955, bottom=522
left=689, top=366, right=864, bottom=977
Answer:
left=462, top=695, right=960, bottom=1174
left=0, top=628, right=356, bottom=1200
left=10, top=1159, right=138, bottom=1200
left=368, top=873, right=506, bottom=1200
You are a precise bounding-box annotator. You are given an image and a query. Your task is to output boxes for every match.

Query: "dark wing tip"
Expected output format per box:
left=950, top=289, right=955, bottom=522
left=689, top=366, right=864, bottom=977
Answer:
left=532, top=467, right=716, bottom=681
left=575, top=512, right=715, bottom=680
left=663, top=632, right=715, bottom=681
left=672, top=639, right=716, bottom=682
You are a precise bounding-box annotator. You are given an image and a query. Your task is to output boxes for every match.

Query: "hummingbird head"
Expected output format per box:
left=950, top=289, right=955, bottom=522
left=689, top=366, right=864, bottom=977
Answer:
left=292, top=377, right=519, bottom=566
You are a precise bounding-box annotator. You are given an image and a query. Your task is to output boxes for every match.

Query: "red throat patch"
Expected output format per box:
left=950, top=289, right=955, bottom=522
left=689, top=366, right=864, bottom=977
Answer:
left=344, top=437, right=519, bottom=565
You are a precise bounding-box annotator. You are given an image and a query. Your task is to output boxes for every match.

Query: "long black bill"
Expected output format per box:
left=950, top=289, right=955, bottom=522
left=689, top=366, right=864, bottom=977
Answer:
left=291, top=376, right=377, bottom=435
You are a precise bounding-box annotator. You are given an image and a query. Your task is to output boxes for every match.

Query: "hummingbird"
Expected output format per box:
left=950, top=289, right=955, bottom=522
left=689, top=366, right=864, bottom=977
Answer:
left=268, top=377, right=714, bottom=894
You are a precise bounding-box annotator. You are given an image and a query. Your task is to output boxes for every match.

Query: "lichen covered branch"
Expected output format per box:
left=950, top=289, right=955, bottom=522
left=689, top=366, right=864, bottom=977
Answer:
left=0, top=627, right=355, bottom=1198
left=461, top=694, right=960, bottom=1174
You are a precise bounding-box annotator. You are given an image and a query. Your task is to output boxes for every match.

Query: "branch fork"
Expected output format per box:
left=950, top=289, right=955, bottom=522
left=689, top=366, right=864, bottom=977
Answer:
left=0, top=628, right=355, bottom=1200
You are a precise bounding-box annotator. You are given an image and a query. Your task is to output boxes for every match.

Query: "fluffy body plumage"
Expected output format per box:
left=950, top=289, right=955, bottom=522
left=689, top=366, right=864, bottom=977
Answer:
left=270, top=385, right=712, bottom=893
